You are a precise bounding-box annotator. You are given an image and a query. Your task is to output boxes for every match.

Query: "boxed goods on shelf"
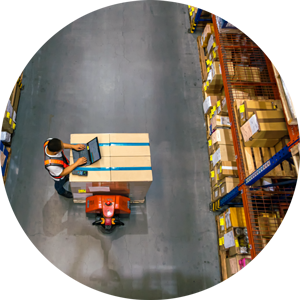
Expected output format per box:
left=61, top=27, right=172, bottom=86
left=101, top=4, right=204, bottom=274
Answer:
left=206, top=34, right=216, bottom=56
left=233, top=66, right=261, bottom=82
left=212, top=144, right=236, bottom=167
left=205, top=61, right=223, bottom=94
left=1, top=132, right=11, bottom=143
left=211, top=115, right=231, bottom=131
left=214, top=0, right=261, bottom=33
left=226, top=255, right=251, bottom=277
left=216, top=97, right=228, bottom=116
left=224, top=207, right=246, bottom=230
left=219, top=177, right=240, bottom=197
left=219, top=233, right=225, bottom=251
left=257, top=213, right=282, bottom=237
left=224, top=228, right=250, bottom=256
left=203, top=95, right=222, bottom=115
left=217, top=161, right=238, bottom=181
left=241, top=113, right=288, bottom=143
left=211, top=128, right=233, bottom=149
left=201, top=23, right=214, bottom=48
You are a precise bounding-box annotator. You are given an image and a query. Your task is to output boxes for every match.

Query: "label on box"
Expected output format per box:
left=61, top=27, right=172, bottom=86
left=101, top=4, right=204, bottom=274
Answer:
left=249, top=114, right=259, bottom=135
left=18, top=25, right=22, bottom=42
left=225, top=211, right=231, bottom=228
left=233, top=278, right=240, bottom=287
left=221, top=117, right=230, bottom=126
left=9, top=118, right=12, bottom=125
left=220, top=166, right=222, bottom=173
left=221, top=186, right=225, bottom=194
left=217, top=106, right=221, bottom=114
left=6, top=112, right=10, bottom=118
left=213, top=50, right=216, bottom=58
left=224, top=231, right=235, bottom=249
left=189, top=11, right=192, bottom=16
left=219, top=238, right=222, bottom=246
left=208, top=140, right=212, bottom=146
left=220, top=217, right=224, bottom=226
left=240, top=247, right=248, bottom=254
left=241, top=112, right=244, bottom=120
left=213, top=42, right=216, bottom=48
left=207, top=70, right=213, bottom=82
left=217, top=168, right=220, bottom=174
left=78, top=189, right=86, bottom=193
left=215, top=190, right=218, bottom=197
left=207, top=67, right=210, bottom=73
left=235, top=239, right=239, bottom=248
left=229, top=258, right=238, bottom=274
left=211, top=171, right=215, bottom=178
left=217, top=174, right=219, bottom=180
left=222, top=97, right=226, bottom=107
left=212, top=148, right=221, bottom=167
left=12, top=123, right=16, bottom=130
left=206, top=81, right=210, bottom=87
left=217, top=100, right=221, bottom=107
left=222, top=237, right=224, bottom=245
left=240, top=104, right=245, bottom=113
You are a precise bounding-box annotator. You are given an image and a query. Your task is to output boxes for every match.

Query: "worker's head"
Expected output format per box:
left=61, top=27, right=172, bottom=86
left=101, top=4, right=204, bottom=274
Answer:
left=48, top=138, right=64, bottom=153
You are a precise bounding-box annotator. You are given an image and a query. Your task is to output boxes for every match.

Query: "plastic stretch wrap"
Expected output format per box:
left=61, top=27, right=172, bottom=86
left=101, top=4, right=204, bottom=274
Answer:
left=268, top=10, right=300, bottom=124
left=214, top=0, right=262, bottom=33
left=268, top=0, right=291, bottom=17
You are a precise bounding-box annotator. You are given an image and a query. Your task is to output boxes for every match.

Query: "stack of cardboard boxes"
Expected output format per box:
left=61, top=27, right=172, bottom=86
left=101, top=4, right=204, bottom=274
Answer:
left=217, top=207, right=291, bottom=293
left=0, top=0, right=34, bottom=143
left=200, top=25, right=240, bottom=203
left=69, top=133, right=153, bottom=203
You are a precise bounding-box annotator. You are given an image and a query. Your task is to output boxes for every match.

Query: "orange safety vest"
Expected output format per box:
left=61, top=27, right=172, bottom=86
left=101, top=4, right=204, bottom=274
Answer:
left=44, top=139, right=70, bottom=180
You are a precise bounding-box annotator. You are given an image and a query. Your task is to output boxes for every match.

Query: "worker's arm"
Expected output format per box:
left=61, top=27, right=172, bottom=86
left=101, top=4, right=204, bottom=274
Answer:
left=60, top=157, right=87, bottom=177
left=63, top=143, right=86, bottom=151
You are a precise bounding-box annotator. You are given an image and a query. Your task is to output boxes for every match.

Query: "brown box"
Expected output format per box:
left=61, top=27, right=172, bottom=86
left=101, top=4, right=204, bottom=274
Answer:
left=219, top=177, right=240, bottom=197
left=2, top=117, right=14, bottom=134
left=212, top=144, right=236, bottom=167
left=213, top=184, right=221, bottom=201
left=219, top=212, right=226, bottom=233
left=224, top=207, right=246, bottom=230
left=210, top=165, right=218, bottom=187
left=208, top=138, right=214, bottom=155
left=233, top=66, right=261, bottom=82
left=217, top=161, right=238, bottom=181
left=211, top=115, right=231, bottom=131
left=206, top=61, right=223, bottom=94
left=224, top=228, right=250, bottom=256
left=201, top=23, right=214, bottom=48
left=244, top=138, right=280, bottom=147
left=258, top=213, right=282, bottom=237
left=206, top=33, right=216, bottom=55
left=216, top=97, right=228, bottom=116
left=226, top=255, right=252, bottom=277
left=211, top=128, right=233, bottom=149
left=203, top=95, right=222, bottom=115
left=208, top=48, right=219, bottom=62
left=241, top=114, right=288, bottom=142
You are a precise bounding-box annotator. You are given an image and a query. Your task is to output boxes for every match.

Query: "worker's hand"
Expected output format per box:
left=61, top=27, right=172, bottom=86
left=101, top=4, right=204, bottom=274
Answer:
left=76, top=157, right=87, bottom=166
left=73, top=144, right=86, bottom=151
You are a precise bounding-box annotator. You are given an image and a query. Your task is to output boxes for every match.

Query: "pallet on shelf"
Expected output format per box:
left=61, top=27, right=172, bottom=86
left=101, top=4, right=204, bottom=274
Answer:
left=3, top=147, right=11, bottom=184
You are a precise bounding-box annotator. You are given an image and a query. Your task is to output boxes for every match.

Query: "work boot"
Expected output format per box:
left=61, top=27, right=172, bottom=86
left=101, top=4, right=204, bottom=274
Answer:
left=60, top=191, right=73, bottom=198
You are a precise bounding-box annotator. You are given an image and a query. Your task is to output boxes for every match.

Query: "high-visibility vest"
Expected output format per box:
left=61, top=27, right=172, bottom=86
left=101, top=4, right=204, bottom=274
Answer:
left=44, top=139, right=69, bottom=180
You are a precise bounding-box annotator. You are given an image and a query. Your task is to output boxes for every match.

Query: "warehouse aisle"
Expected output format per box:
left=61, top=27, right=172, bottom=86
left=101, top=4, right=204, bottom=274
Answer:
left=5, top=1, right=220, bottom=298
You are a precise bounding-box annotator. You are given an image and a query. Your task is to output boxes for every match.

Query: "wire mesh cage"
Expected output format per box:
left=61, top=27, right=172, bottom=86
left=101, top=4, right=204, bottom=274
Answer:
left=243, top=186, right=300, bottom=299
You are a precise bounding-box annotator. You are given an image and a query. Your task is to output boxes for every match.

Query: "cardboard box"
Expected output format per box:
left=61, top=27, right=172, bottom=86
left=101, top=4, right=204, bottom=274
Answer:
left=244, top=138, right=280, bottom=147
left=219, top=177, right=240, bottom=197
left=210, top=165, right=218, bottom=187
left=231, top=88, right=255, bottom=100
left=212, top=144, right=236, bottom=167
left=233, top=66, right=261, bottom=82
left=1, top=132, right=11, bottom=143
left=224, top=207, right=246, bottom=230
left=201, top=23, right=214, bottom=48
left=217, top=161, right=238, bottom=181
left=241, top=113, right=288, bottom=142
left=110, top=133, right=150, bottom=157
left=224, top=229, right=250, bottom=256
left=2, top=118, right=14, bottom=134
left=226, top=255, right=256, bottom=293
left=206, top=34, right=216, bottom=55
left=206, top=61, right=223, bottom=94
left=211, top=129, right=233, bottom=148
left=70, top=133, right=153, bottom=203
left=203, top=96, right=222, bottom=115
left=219, top=213, right=226, bottom=233
left=216, top=97, right=228, bottom=116
left=213, top=184, right=221, bottom=201
left=239, top=100, right=284, bottom=126
left=211, top=115, right=231, bottom=131
left=13, top=85, right=21, bottom=113
left=258, top=213, right=282, bottom=237
left=208, top=48, right=219, bottom=62
left=208, top=138, right=213, bottom=155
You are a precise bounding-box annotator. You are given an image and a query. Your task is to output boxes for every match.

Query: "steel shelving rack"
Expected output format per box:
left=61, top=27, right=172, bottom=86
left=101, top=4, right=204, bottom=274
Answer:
left=208, top=15, right=299, bottom=258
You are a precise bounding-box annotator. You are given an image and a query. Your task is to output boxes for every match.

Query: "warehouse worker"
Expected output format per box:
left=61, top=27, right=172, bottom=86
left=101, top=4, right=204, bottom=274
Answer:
left=44, top=138, right=87, bottom=198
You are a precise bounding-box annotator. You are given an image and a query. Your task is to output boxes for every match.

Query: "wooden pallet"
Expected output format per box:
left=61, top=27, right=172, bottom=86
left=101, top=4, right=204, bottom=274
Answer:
left=197, top=36, right=208, bottom=83
left=233, top=102, right=297, bottom=179
left=3, top=148, right=11, bottom=184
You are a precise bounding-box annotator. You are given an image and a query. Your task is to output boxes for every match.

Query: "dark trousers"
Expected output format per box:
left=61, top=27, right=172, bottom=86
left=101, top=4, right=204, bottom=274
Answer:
left=54, top=175, right=69, bottom=195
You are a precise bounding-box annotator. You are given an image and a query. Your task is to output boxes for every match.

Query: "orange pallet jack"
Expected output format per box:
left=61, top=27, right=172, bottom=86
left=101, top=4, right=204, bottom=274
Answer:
left=86, top=195, right=131, bottom=233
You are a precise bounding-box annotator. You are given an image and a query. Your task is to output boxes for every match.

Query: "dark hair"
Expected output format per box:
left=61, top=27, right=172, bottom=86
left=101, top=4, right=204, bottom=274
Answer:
left=48, top=138, right=62, bottom=152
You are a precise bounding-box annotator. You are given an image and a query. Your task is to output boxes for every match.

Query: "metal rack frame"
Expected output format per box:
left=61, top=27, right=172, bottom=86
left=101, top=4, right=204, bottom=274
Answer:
left=210, top=14, right=299, bottom=257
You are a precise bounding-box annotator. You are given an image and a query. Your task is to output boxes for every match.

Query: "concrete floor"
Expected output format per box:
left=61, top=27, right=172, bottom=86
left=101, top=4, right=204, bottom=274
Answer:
left=5, top=1, right=220, bottom=298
